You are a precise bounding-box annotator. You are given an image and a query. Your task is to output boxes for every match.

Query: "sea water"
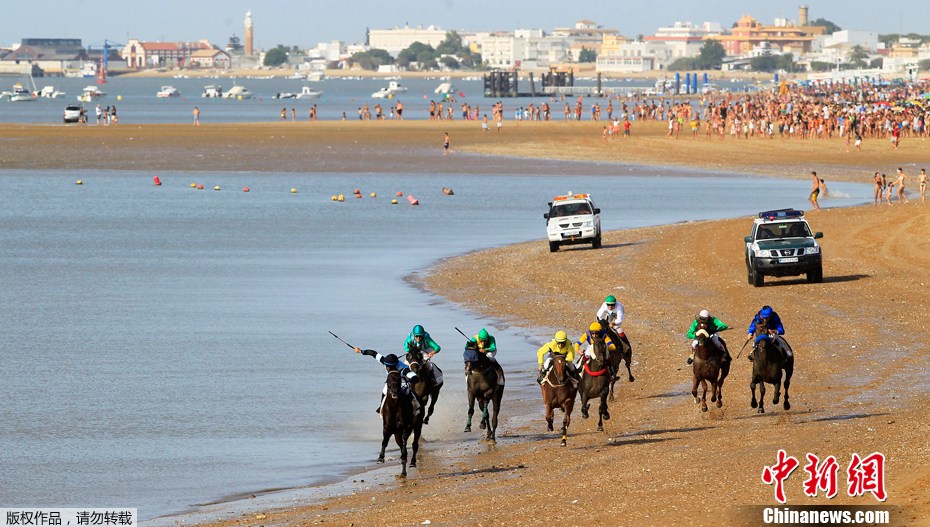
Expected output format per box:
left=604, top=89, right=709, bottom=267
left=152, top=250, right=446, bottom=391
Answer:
left=0, top=167, right=869, bottom=518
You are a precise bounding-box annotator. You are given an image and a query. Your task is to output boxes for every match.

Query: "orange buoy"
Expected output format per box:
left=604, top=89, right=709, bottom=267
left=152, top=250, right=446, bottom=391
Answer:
left=197, top=184, right=204, bottom=190
left=396, top=191, right=403, bottom=197
left=353, top=188, right=361, bottom=194
left=407, top=195, right=419, bottom=206
left=243, top=186, right=250, bottom=192
left=153, top=176, right=162, bottom=186
left=442, top=187, right=454, bottom=195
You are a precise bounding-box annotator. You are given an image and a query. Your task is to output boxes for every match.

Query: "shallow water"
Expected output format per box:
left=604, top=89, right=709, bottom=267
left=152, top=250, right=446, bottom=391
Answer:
left=0, top=167, right=868, bottom=518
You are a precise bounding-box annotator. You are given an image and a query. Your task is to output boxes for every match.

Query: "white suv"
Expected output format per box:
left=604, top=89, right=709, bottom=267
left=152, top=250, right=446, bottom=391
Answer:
left=543, top=193, right=602, bottom=252
left=744, top=208, right=824, bottom=286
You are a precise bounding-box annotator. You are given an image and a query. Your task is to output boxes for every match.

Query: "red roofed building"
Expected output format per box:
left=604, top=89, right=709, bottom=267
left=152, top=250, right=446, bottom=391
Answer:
left=121, top=39, right=215, bottom=69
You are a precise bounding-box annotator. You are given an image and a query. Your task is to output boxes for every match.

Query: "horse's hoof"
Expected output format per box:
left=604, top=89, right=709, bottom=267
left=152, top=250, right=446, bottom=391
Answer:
left=711, top=395, right=717, bottom=402
left=547, top=424, right=554, bottom=432
left=397, top=473, right=407, bottom=480
left=560, top=440, right=566, bottom=447
left=773, top=396, right=780, bottom=404
left=410, top=461, right=417, bottom=468
left=702, top=406, right=708, bottom=413
left=717, top=400, right=723, bottom=408
left=581, top=411, right=589, bottom=419
left=464, top=426, right=471, bottom=433
left=629, top=375, right=635, bottom=382
left=758, top=407, right=765, bottom=414
left=784, top=401, right=791, bottom=410
left=694, top=397, right=700, bottom=404
left=751, top=400, right=758, bottom=408
left=479, top=421, right=486, bottom=430
left=603, top=412, right=610, bottom=421
left=377, top=457, right=385, bottom=464
left=424, top=418, right=430, bottom=425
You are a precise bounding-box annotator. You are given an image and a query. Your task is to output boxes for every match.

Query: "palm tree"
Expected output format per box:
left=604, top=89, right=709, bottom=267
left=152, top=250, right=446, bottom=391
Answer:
left=847, top=45, right=869, bottom=68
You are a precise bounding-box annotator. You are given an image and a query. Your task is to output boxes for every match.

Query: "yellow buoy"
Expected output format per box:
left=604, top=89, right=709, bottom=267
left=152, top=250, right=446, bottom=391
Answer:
left=75, top=179, right=83, bottom=185
left=291, top=188, right=298, bottom=194
left=190, top=182, right=197, bottom=188
left=337, top=195, right=345, bottom=202
left=370, top=192, right=377, bottom=198
left=117, top=95, right=122, bottom=101
left=331, top=195, right=338, bottom=201
left=391, top=199, right=398, bottom=205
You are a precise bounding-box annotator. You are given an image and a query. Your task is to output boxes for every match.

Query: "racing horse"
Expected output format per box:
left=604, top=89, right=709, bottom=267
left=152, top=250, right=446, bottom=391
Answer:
left=599, top=318, right=635, bottom=402
left=691, top=318, right=730, bottom=412
left=578, top=329, right=612, bottom=432
left=405, top=351, right=443, bottom=425
left=749, top=318, right=794, bottom=413
left=540, top=353, right=578, bottom=447
left=463, top=341, right=504, bottom=443
left=378, top=370, right=422, bottom=477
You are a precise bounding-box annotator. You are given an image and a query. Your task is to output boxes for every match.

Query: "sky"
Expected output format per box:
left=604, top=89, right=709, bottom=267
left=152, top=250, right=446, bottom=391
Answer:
left=2, top=0, right=924, bottom=50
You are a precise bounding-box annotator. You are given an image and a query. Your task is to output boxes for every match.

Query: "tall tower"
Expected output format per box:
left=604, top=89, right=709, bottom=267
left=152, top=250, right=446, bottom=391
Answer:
left=798, top=5, right=809, bottom=26
left=244, top=10, right=254, bottom=56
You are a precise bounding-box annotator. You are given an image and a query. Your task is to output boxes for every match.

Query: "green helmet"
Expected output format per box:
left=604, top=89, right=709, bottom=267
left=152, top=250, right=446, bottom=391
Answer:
left=478, top=328, right=489, bottom=341
left=605, top=295, right=617, bottom=304
left=412, top=324, right=425, bottom=337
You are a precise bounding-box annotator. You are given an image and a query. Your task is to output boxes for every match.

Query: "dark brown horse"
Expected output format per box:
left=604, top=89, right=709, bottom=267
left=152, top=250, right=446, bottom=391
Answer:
left=750, top=319, right=794, bottom=413
left=378, top=370, right=422, bottom=477
left=691, top=318, right=730, bottom=412
left=578, top=330, right=612, bottom=432
left=599, top=319, right=634, bottom=402
left=405, top=352, right=443, bottom=425
left=540, top=353, right=577, bottom=447
left=464, top=345, right=504, bottom=443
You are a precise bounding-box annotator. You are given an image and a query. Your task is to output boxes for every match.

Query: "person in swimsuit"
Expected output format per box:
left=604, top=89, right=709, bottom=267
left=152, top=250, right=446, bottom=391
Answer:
left=809, top=171, right=822, bottom=210
left=895, top=168, right=910, bottom=204
left=918, top=168, right=927, bottom=204
left=884, top=174, right=893, bottom=205
left=873, top=171, right=883, bottom=206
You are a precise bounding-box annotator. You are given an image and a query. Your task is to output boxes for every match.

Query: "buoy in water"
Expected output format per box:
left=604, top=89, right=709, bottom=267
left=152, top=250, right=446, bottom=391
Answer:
left=355, top=193, right=363, bottom=198
left=197, top=184, right=204, bottom=190
left=214, top=185, right=221, bottom=191
left=353, top=188, right=361, bottom=194
left=391, top=199, right=398, bottom=205
left=396, top=191, right=403, bottom=197
left=442, top=187, right=454, bottom=195
left=338, top=194, right=345, bottom=202
left=153, top=176, right=162, bottom=186
left=291, top=188, right=298, bottom=194
left=190, top=182, right=197, bottom=188
left=243, top=187, right=250, bottom=192
left=331, top=195, right=338, bottom=201
left=75, top=179, right=83, bottom=185
left=407, top=195, right=419, bottom=206
left=370, top=192, right=377, bottom=198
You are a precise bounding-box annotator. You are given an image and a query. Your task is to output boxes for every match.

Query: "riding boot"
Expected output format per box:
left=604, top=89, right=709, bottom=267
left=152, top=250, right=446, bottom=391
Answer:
left=536, top=368, right=547, bottom=385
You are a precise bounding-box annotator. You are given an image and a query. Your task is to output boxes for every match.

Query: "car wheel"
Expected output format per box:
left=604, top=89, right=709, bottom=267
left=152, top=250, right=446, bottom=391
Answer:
left=592, top=232, right=602, bottom=249
left=750, top=264, right=764, bottom=287
left=549, top=241, right=559, bottom=253
left=807, top=264, right=823, bottom=283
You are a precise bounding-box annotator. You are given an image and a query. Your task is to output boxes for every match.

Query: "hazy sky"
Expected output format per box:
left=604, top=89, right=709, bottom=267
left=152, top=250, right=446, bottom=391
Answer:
left=2, top=0, right=923, bottom=50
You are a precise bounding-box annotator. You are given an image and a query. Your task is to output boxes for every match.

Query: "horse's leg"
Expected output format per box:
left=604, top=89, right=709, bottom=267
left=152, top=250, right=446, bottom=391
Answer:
left=378, top=429, right=390, bottom=463
left=488, top=389, right=502, bottom=443
left=692, top=373, right=700, bottom=404
left=425, top=388, right=440, bottom=425
left=396, top=432, right=407, bottom=478
left=717, top=361, right=730, bottom=409
left=479, top=398, right=488, bottom=430
left=580, top=384, right=590, bottom=419
left=750, top=376, right=759, bottom=409
left=624, top=342, right=635, bottom=382
left=783, top=359, right=793, bottom=410
left=600, top=385, right=610, bottom=421
left=561, top=400, right=571, bottom=447
left=545, top=400, right=554, bottom=432
left=700, top=378, right=709, bottom=412
left=464, top=388, right=475, bottom=433
left=772, top=370, right=782, bottom=406
left=608, top=376, right=618, bottom=401
left=757, top=379, right=766, bottom=414
left=410, top=420, right=421, bottom=468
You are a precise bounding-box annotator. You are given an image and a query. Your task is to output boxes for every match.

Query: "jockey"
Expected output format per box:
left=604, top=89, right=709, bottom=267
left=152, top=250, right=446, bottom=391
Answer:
left=536, top=330, right=578, bottom=385
left=354, top=347, right=419, bottom=413
left=597, top=294, right=632, bottom=352
left=574, top=322, right=617, bottom=379
left=686, top=309, right=731, bottom=365
left=464, top=328, right=504, bottom=385
left=404, top=324, right=443, bottom=385
left=747, top=305, right=790, bottom=361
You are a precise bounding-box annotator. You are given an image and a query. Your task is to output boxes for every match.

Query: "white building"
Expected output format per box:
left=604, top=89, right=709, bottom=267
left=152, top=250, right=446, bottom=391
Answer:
left=368, top=25, right=447, bottom=56
left=597, top=40, right=701, bottom=72
left=479, top=32, right=570, bottom=68
left=307, top=41, right=347, bottom=62
left=816, top=30, right=879, bottom=52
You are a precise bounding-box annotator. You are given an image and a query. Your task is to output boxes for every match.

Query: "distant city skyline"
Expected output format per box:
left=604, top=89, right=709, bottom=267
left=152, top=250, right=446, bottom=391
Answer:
left=2, top=0, right=925, bottom=50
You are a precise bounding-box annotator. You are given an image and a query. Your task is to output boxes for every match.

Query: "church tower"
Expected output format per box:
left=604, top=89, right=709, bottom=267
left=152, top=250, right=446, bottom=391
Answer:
left=244, top=10, right=254, bottom=56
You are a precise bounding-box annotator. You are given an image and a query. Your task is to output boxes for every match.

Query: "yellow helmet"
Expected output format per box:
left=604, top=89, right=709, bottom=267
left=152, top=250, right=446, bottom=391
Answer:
left=554, top=330, right=568, bottom=342
left=589, top=321, right=602, bottom=332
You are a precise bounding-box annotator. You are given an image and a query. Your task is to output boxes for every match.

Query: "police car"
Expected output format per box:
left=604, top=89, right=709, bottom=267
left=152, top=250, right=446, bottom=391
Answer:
left=745, top=209, right=823, bottom=286
left=543, top=193, right=601, bottom=252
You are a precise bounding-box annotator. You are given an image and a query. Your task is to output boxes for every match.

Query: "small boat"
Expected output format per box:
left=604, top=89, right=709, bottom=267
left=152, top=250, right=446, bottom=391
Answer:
left=434, top=82, right=454, bottom=95
left=156, top=85, right=181, bottom=98
left=9, top=81, right=37, bottom=102
left=39, top=86, right=66, bottom=98
left=223, top=85, right=253, bottom=99
left=273, top=92, right=297, bottom=99
left=306, top=70, right=325, bottom=82
left=77, top=85, right=106, bottom=102
left=202, top=85, right=223, bottom=98
left=372, top=81, right=407, bottom=98
left=295, top=86, right=322, bottom=99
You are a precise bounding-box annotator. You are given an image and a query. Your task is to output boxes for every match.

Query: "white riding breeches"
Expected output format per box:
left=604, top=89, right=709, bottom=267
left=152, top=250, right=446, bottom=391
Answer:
left=692, top=334, right=723, bottom=349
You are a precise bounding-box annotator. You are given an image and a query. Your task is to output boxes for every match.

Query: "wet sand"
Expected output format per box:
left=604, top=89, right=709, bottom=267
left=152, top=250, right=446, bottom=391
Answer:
left=4, top=122, right=929, bottom=526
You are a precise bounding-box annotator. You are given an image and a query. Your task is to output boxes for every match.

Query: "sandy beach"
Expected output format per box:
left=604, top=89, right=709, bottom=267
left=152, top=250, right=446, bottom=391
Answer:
left=3, top=121, right=929, bottom=526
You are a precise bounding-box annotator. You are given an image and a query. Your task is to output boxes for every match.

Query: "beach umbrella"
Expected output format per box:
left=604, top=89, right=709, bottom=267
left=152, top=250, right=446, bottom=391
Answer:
left=891, top=106, right=904, bottom=112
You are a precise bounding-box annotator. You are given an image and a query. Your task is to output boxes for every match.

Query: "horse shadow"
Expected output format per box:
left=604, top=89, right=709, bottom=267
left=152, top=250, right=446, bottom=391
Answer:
left=620, top=426, right=716, bottom=437
left=607, top=436, right=677, bottom=447
left=807, top=412, right=890, bottom=423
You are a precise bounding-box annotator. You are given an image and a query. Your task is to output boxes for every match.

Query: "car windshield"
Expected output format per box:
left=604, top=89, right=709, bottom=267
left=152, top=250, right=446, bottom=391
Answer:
left=757, top=222, right=811, bottom=239
left=551, top=203, right=591, bottom=217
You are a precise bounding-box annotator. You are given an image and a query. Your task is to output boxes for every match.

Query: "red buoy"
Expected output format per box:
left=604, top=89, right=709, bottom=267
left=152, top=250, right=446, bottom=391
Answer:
left=153, top=176, right=162, bottom=186
left=243, top=187, right=250, bottom=192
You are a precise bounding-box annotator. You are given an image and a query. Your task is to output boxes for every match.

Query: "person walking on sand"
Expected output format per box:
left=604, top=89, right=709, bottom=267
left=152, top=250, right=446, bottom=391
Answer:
left=809, top=171, right=825, bottom=210
left=894, top=167, right=911, bottom=204
left=919, top=168, right=927, bottom=204
left=873, top=172, right=883, bottom=206
left=192, top=106, right=200, bottom=126
left=481, top=114, right=489, bottom=132
left=442, top=132, right=451, bottom=156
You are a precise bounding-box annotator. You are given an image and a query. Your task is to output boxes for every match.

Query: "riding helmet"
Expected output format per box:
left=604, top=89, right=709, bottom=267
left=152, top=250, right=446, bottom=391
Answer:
left=383, top=354, right=399, bottom=367
left=554, top=330, right=568, bottom=342
left=478, top=328, right=489, bottom=341
left=760, top=306, right=773, bottom=318
left=412, top=324, right=425, bottom=336
left=605, top=295, right=617, bottom=304
left=589, top=321, right=602, bottom=332
left=699, top=309, right=710, bottom=319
